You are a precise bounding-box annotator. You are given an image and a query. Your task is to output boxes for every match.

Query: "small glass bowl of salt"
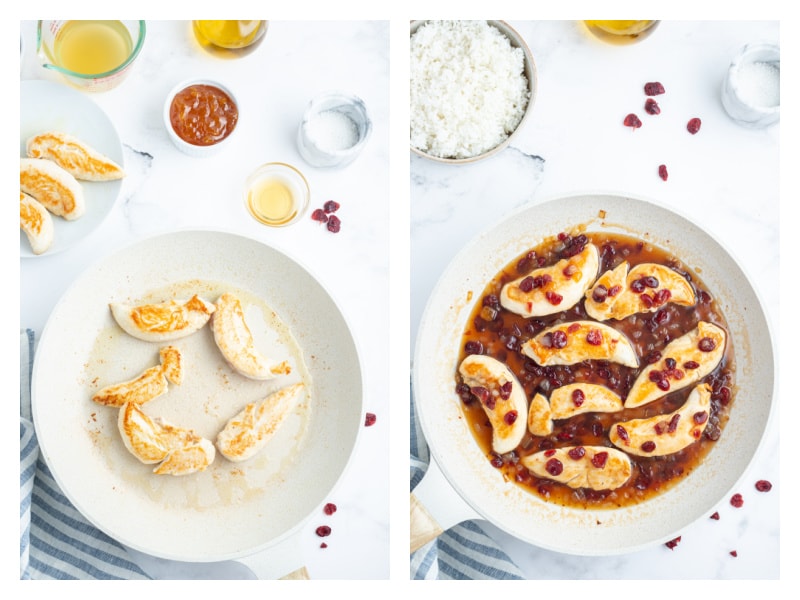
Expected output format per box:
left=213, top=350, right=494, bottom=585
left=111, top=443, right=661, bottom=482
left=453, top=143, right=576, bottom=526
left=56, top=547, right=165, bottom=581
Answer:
left=297, top=91, right=372, bottom=168
left=721, top=42, right=779, bottom=128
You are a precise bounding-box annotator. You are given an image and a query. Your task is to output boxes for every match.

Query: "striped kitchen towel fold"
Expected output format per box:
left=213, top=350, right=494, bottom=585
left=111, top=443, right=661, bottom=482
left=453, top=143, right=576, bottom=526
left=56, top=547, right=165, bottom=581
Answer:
left=20, top=328, right=151, bottom=580
left=410, top=387, right=524, bottom=580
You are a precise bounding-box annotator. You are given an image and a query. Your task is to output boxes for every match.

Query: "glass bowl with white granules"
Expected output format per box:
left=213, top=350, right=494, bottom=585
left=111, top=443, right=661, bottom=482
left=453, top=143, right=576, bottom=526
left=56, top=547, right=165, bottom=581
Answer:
left=410, top=20, right=537, bottom=164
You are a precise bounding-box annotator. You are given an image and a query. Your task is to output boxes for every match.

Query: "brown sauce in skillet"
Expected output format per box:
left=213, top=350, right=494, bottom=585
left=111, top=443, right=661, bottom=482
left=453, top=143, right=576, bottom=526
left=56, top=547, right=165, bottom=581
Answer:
left=455, top=231, right=735, bottom=509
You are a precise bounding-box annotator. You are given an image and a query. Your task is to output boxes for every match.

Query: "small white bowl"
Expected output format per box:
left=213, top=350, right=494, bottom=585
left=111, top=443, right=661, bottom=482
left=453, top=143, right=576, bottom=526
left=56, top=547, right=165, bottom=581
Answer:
left=163, top=78, right=240, bottom=157
left=721, top=42, right=780, bottom=128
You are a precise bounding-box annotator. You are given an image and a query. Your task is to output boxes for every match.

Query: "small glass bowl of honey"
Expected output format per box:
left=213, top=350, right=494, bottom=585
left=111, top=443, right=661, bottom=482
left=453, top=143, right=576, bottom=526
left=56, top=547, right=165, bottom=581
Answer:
left=244, top=162, right=310, bottom=228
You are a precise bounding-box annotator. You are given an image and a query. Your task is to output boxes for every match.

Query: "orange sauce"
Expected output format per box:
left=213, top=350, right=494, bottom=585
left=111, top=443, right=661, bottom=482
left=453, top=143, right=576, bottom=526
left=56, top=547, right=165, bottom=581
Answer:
left=169, top=84, right=239, bottom=146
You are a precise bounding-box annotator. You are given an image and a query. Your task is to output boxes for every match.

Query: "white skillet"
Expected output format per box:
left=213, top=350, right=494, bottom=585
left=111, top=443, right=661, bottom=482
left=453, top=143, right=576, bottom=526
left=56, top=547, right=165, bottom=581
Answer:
left=411, top=192, right=775, bottom=555
left=32, top=230, right=364, bottom=578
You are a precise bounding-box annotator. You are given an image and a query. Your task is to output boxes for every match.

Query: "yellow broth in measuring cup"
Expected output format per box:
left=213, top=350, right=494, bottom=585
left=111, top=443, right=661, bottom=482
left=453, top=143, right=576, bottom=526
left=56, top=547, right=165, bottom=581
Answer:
left=37, top=20, right=146, bottom=92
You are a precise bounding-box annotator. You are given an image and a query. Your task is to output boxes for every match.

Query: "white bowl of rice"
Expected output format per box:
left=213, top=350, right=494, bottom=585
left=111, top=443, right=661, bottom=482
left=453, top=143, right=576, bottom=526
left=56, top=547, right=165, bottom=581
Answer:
left=410, top=20, right=536, bottom=163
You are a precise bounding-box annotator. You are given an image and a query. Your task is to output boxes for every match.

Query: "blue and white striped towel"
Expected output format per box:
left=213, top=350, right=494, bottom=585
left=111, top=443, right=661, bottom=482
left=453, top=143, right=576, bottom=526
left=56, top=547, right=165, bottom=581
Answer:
left=20, top=329, right=151, bottom=580
left=410, top=388, right=524, bottom=580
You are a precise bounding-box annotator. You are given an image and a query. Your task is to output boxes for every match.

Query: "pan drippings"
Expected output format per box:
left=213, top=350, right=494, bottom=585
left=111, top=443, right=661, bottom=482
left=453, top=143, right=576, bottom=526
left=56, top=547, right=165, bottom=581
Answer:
left=455, top=231, right=735, bottom=509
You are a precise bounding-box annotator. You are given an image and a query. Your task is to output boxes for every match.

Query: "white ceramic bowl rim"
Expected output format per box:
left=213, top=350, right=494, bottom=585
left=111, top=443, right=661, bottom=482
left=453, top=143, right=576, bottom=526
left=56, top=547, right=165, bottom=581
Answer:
left=409, top=20, right=538, bottom=164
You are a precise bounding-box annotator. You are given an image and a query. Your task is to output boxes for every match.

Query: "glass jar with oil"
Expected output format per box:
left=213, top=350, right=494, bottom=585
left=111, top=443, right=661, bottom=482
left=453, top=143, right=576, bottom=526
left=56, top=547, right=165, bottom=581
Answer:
left=193, top=20, right=268, bottom=58
left=245, top=163, right=310, bottom=227
left=583, top=20, right=660, bottom=45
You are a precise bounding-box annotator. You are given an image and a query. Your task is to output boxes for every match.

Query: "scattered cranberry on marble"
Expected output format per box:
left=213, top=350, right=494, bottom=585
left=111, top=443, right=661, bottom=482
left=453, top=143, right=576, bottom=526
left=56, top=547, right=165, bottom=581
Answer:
left=315, top=525, right=332, bottom=537
left=365, top=412, right=377, bottom=426
left=665, top=536, right=681, bottom=550
left=710, top=511, right=720, bottom=520
left=730, top=550, right=738, bottom=558
left=311, top=208, right=328, bottom=223
left=659, top=164, right=668, bottom=181
left=324, top=502, right=338, bottom=515
left=755, top=479, right=773, bottom=492
left=311, top=200, right=342, bottom=233
left=644, top=81, right=666, bottom=96
left=645, top=97, right=661, bottom=115
left=624, top=113, right=642, bottom=129
left=730, top=493, right=744, bottom=508
left=327, top=214, right=341, bottom=233
left=320, top=542, right=328, bottom=549
left=687, top=117, right=702, bottom=134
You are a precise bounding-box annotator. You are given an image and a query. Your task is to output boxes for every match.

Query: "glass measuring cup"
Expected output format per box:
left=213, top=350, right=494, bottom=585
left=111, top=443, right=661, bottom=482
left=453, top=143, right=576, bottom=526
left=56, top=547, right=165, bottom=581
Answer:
left=37, top=20, right=146, bottom=92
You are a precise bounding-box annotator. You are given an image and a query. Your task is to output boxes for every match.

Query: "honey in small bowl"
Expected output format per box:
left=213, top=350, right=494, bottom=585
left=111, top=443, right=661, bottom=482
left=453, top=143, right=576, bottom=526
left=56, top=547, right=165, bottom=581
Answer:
left=245, top=163, right=309, bottom=227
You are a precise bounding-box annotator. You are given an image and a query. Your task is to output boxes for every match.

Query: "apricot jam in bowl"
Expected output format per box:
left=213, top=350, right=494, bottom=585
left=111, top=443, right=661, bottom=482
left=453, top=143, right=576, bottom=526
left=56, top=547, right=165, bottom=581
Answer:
left=163, top=78, right=239, bottom=157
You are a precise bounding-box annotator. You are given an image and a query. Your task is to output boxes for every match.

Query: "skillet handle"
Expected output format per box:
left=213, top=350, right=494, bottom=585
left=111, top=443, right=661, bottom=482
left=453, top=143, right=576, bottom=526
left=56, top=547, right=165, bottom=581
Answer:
left=410, top=456, right=481, bottom=553
left=235, top=534, right=309, bottom=579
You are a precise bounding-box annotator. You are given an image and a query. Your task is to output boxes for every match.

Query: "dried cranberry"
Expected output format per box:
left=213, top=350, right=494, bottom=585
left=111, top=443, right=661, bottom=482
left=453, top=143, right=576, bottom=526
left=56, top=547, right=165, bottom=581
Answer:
left=623, top=113, right=642, bottom=129
left=464, top=340, right=483, bottom=355
left=499, top=381, right=513, bottom=400
left=544, top=448, right=556, bottom=457
left=698, top=337, right=716, bottom=352
left=693, top=411, right=708, bottom=424
left=586, top=329, right=603, bottom=346
left=545, top=291, right=563, bottom=305
left=644, top=81, right=666, bottom=96
left=658, top=164, right=668, bottom=181
left=645, top=98, right=661, bottom=115
left=568, top=446, right=586, bottom=460
left=550, top=330, right=568, bottom=349
left=730, top=550, right=738, bottom=557
left=616, top=425, right=630, bottom=444
left=556, top=431, right=574, bottom=441
left=665, top=536, right=681, bottom=550
left=591, top=451, right=609, bottom=468
left=316, top=525, right=332, bottom=537
left=320, top=542, right=328, bottom=548
left=667, top=413, right=681, bottom=433
left=645, top=351, right=662, bottom=365
left=641, top=441, right=656, bottom=453
left=323, top=200, right=341, bottom=213
left=490, top=455, right=504, bottom=468
left=664, top=357, right=677, bottom=369
left=545, top=458, right=564, bottom=476
left=630, top=279, right=645, bottom=293
left=710, top=511, right=720, bottom=520
left=730, top=493, right=744, bottom=508
left=519, top=276, right=535, bottom=292
left=327, top=214, right=342, bottom=233
left=324, top=502, right=337, bottom=515
left=592, top=285, right=608, bottom=303
left=364, top=412, right=376, bottom=426
left=683, top=360, right=700, bottom=369
left=311, top=208, right=329, bottom=223
left=503, top=410, right=518, bottom=425
left=608, top=284, right=622, bottom=297
left=572, top=388, right=585, bottom=407
left=643, top=276, right=659, bottom=288
left=482, top=294, right=499, bottom=308
left=755, top=480, right=773, bottom=492
left=656, top=378, right=670, bottom=391
left=687, top=118, right=702, bottom=134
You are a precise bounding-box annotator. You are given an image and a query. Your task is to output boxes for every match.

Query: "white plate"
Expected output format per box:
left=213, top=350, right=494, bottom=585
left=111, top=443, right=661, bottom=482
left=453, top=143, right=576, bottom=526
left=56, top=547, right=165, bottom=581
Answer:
left=32, top=230, right=364, bottom=563
left=20, top=79, right=124, bottom=258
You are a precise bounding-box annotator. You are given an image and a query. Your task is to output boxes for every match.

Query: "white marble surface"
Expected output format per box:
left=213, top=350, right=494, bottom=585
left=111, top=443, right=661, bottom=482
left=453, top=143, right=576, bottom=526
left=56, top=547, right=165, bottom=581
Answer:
left=19, top=19, right=389, bottom=580
left=411, top=20, right=780, bottom=579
